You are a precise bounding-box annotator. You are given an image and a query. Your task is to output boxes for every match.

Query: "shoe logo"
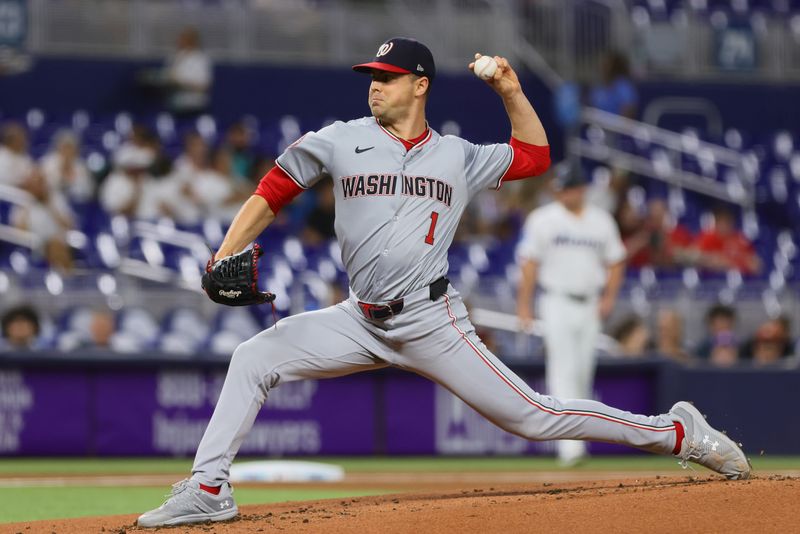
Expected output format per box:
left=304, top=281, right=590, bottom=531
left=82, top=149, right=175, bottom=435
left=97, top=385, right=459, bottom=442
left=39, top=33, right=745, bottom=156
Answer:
left=355, top=146, right=374, bottom=154
left=702, top=435, right=719, bottom=451
left=220, top=499, right=231, bottom=509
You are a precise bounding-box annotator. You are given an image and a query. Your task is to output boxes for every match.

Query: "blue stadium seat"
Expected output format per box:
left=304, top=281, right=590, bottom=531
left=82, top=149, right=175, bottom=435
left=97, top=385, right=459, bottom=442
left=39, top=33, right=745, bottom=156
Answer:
left=117, top=307, right=160, bottom=348
left=158, top=307, right=210, bottom=355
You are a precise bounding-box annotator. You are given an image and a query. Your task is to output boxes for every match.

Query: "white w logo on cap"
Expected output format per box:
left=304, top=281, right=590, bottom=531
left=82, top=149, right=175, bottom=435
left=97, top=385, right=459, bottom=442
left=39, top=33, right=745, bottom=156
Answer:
left=376, top=42, right=394, bottom=57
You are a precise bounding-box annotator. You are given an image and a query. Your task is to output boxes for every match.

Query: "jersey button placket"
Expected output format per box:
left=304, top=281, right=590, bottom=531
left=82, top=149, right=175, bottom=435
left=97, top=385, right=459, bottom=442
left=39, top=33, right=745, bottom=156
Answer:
left=373, top=156, right=402, bottom=297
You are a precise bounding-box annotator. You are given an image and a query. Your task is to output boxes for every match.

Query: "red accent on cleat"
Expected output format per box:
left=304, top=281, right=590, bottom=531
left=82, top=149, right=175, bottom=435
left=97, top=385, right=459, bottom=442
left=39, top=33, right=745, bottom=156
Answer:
left=672, top=421, right=685, bottom=455
left=199, top=483, right=221, bottom=495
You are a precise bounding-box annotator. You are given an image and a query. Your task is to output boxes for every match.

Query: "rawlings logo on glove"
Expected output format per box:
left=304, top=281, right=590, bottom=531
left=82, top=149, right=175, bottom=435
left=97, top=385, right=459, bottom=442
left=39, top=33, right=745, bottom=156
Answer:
left=201, top=244, right=276, bottom=306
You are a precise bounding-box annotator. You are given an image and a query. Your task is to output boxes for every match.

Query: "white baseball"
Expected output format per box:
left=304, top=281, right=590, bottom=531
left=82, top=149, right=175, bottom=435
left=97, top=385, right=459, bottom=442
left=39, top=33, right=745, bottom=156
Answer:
left=473, top=55, right=498, bottom=80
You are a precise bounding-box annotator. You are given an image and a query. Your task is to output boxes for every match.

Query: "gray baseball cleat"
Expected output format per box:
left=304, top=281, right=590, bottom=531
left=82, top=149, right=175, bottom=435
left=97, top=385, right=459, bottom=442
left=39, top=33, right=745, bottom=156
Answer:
left=137, top=478, right=238, bottom=527
left=669, top=401, right=751, bottom=480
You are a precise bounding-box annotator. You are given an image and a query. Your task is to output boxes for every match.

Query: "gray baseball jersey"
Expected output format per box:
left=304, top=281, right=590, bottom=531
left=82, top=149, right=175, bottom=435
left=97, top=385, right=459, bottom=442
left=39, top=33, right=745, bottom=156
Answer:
left=190, top=118, right=680, bottom=484
left=276, top=117, right=511, bottom=302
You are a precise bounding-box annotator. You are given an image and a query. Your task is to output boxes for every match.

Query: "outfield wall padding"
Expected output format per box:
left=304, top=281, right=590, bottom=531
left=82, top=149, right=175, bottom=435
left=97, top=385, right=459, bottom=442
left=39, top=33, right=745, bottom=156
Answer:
left=0, top=354, right=796, bottom=456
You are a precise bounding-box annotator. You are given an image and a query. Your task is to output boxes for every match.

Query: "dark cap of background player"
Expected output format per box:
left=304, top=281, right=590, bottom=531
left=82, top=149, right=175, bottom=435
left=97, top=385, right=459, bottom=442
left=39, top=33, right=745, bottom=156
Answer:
left=552, top=160, right=589, bottom=190
left=352, top=37, right=436, bottom=82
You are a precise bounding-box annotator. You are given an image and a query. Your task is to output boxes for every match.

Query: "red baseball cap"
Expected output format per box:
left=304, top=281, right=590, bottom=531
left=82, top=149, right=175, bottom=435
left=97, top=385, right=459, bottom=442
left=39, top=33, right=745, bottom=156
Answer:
left=353, top=37, right=436, bottom=81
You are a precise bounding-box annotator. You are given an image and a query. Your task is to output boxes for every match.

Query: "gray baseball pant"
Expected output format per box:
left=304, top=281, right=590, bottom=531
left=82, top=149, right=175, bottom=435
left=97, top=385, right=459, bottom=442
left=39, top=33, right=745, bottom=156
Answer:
left=192, top=284, right=678, bottom=484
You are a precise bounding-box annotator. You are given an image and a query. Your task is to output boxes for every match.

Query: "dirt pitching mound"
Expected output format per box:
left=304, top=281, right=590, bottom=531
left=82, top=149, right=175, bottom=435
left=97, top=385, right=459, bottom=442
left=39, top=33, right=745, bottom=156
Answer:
left=5, top=475, right=799, bottom=534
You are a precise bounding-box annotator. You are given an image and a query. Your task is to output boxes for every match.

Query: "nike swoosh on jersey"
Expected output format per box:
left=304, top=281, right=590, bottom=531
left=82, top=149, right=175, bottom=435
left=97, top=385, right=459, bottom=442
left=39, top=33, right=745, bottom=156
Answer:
left=355, top=146, right=375, bottom=154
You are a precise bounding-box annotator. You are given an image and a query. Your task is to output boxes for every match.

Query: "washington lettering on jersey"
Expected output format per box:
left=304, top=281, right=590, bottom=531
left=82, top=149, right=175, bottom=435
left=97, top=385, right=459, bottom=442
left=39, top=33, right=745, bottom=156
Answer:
left=340, top=173, right=453, bottom=207
left=401, top=175, right=452, bottom=207
left=340, top=174, right=398, bottom=198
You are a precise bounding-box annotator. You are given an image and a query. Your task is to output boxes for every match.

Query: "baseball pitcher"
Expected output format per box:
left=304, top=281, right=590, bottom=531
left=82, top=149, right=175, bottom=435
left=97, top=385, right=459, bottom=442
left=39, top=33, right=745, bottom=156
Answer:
left=138, top=37, right=750, bottom=528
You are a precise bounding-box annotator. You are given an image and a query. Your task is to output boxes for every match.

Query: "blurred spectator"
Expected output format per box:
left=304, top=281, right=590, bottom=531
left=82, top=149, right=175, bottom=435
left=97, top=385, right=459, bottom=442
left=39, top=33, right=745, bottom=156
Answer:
left=203, top=148, right=251, bottom=222
left=458, top=174, right=540, bottom=245
left=302, top=180, right=336, bottom=246
left=554, top=81, right=581, bottom=131
left=458, top=189, right=507, bottom=243
left=251, top=155, right=277, bottom=185
left=587, top=166, right=630, bottom=214
left=59, top=309, right=144, bottom=353
left=0, top=305, right=44, bottom=351
left=114, top=124, right=157, bottom=172
left=11, top=166, right=75, bottom=271
left=39, top=130, right=93, bottom=203
left=225, top=121, right=260, bottom=182
left=740, top=316, right=794, bottom=365
left=212, top=145, right=247, bottom=187
left=100, top=147, right=170, bottom=219
left=0, top=122, right=33, bottom=186
left=164, top=27, right=212, bottom=115
left=69, top=309, right=117, bottom=352
left=164, top=141, right=251, bottom=225
left=162, top=131, right=209, bottom=224
left=137, top=27, right=212, bottom=115
left=87, top=310, right=116, bottom=349
left=609, top=314, right=650, bottom=357
left=172, top=131, right=208, bottom=176
left=624, top=198, right=694, bottom=269
left=709, top=335, right=739, bottom=367
left=695, top=206, right=761, bottom=275
left=654, top=309, right=690, bottom=363
left=694, top=304, right=739, bottom=366
left=111, top=123, right=171, bottom=178
left=589, top=51, right=638, bottom=119
left=146, top=129, right=173, bottom=178
left=615, top=196, right=645, bottom=245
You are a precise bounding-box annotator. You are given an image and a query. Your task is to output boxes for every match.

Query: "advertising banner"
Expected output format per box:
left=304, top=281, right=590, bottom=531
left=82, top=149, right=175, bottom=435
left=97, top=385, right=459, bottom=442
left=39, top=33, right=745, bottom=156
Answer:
left=0, top=363, right=655, bottom=456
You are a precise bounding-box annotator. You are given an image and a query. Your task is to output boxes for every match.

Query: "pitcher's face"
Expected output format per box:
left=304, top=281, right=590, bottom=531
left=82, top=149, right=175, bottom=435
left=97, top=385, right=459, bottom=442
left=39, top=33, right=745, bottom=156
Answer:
left=368, top=71, right=426, bottom=123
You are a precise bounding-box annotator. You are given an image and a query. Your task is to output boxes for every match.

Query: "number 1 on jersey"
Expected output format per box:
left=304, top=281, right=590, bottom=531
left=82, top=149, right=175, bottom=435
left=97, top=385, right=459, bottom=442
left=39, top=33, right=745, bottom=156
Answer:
left=425, top=211, right=439, bottom=245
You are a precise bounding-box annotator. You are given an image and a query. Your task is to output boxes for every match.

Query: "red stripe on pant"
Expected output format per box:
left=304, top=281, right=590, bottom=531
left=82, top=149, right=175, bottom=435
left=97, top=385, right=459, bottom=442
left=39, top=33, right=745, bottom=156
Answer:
left=442, top=294, right=676, bottom=435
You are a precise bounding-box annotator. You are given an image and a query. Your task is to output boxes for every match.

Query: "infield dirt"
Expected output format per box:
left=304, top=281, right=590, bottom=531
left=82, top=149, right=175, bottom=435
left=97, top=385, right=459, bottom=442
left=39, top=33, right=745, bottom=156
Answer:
left=2, top=474, right=798, bottom=534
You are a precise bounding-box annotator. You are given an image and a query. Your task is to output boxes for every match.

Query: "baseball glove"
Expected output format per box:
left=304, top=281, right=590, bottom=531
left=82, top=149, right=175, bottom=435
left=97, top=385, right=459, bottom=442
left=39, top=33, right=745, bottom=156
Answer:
left=201, top=244, right=276, bottom=306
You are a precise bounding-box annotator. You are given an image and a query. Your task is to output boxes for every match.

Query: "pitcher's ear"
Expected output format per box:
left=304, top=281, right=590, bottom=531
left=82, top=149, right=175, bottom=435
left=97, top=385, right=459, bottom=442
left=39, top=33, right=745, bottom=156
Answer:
left=415, top=75, right=430, bottom=97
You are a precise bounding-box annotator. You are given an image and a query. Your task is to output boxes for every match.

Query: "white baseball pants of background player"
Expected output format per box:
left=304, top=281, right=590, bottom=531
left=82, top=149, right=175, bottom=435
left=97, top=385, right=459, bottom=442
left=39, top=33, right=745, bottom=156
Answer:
left=191, top=284, right=676, bottom=484
left=539, top=291, right=601, bottom=465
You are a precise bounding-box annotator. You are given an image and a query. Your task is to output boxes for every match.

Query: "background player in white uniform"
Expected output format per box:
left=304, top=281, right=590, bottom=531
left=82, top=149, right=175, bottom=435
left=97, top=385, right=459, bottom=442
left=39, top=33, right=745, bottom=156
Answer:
left=137, top=37, right=750, bottom=528
left=516, top=162, right=626, bottom=466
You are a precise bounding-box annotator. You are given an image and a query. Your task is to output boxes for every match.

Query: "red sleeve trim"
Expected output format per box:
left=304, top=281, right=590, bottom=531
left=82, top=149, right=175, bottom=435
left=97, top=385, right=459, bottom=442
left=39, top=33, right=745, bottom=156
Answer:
left=274, top=160, right=308, bottom=190
left=497, top=137, right=551, bottom=188
left=494, top=144, right=515, bottom=190
left=254, top=166, right=304, bottom=214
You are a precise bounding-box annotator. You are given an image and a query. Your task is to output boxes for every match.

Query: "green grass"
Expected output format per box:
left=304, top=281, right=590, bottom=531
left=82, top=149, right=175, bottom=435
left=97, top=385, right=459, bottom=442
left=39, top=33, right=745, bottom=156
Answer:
left=0, top=455, right=798, bottom=475
left=0, top=486, right=393, bottom=524
left=0, top=457, right=193, bottom=475
left=0, top=456, right=797, bottom=524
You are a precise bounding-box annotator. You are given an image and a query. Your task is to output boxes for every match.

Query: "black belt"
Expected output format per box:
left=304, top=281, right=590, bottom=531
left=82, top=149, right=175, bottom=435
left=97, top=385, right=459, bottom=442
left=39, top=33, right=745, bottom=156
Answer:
left=358, top=277, right=449, bottom=321
left=542, top=287, right=591, bottom=303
